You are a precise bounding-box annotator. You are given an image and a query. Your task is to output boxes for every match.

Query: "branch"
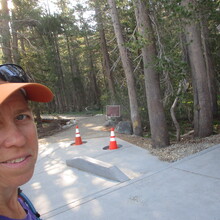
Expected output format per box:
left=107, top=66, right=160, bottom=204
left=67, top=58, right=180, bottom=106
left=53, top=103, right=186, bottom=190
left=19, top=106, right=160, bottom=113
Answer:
left=170, top=79, right=189, bottom=141
left=133, top=54, right=142, bottom=73
left=170, top=82, right=182, bottom=141
left=16, top=32, right=42, bottom=52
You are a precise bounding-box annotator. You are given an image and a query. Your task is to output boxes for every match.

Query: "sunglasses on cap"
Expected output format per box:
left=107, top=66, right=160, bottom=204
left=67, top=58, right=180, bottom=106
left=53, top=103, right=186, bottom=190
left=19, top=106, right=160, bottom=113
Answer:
left=0, top=64, right=32, bottom=83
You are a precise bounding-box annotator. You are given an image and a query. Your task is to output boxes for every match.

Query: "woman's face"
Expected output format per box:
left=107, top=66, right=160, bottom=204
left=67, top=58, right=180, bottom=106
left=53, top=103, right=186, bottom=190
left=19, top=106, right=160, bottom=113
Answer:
left=0, top=90, right=38, bottom=189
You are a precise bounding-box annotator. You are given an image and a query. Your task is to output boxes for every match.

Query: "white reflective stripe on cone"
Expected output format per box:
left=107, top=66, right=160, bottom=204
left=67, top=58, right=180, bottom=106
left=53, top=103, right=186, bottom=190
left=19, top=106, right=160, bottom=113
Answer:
left=110, top=131, right=115, bottom=136
left=76, top=134, right=81, bottom=137
left=110, top=137, right=116, bottom=141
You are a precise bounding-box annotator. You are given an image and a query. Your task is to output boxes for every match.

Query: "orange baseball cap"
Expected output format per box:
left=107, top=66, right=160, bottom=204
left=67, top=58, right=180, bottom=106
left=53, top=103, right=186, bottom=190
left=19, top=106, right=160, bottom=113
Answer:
left=0, top=82, right=54, bottom=104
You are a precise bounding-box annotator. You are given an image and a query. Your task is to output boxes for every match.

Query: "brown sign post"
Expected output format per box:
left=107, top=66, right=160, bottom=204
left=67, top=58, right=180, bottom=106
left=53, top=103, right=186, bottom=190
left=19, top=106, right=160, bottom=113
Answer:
left=106, top=105, right=120, bottom=117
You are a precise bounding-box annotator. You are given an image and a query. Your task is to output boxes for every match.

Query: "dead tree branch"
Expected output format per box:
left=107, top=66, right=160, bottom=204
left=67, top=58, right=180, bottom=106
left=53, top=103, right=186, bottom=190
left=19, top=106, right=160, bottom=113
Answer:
left=170, top=79, right=189, bottom=141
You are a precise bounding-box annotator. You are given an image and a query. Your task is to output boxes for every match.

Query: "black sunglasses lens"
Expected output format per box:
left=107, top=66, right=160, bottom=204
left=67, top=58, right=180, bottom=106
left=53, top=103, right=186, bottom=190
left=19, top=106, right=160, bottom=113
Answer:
left=0, top=64, right=29, bottom=82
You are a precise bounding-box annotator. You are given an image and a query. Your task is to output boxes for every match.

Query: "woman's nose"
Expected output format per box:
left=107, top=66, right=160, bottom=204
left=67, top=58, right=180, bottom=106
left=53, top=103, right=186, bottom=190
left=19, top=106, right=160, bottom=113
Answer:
left=1, top=123, right=26, bottom=148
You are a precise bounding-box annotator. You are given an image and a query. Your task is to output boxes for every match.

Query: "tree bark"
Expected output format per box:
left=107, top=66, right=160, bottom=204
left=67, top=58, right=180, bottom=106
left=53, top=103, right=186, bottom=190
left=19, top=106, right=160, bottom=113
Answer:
left=182, top=0, right=213, bottom=137
left=53, top=33, right=68, bottom=112
left=95, top=1, right=116, bottom=104
left=11, top=6, right=20, bottom=64
left=65, top=33, right=77, bottom=112
left=0, top=0, right=13, bottom=63
left=199, top=13, right=218, bottom=117
left=84, top=34, right=100, bottom=108
left=133, top=0, right=169, bottom=147
left=107, top=0, right=142, bottom=136
left=68, top=35, right=86, bottom=111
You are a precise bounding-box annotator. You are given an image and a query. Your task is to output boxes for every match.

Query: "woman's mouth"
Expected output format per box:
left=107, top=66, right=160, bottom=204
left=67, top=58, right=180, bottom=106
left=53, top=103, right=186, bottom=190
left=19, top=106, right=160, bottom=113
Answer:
left=0, top=155, right=31, bottom=168
left=4, top=157, right=26, bottom=164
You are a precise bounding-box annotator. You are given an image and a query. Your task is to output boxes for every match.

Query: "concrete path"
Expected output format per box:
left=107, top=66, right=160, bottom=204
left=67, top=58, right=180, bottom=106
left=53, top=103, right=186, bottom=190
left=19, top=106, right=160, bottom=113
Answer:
left=22, top=134, right=220, bottom=220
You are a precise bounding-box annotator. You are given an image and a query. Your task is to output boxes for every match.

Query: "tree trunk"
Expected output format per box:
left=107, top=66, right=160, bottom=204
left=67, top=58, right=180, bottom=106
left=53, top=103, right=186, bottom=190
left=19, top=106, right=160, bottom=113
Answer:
left=20, top=32, right=26, bottom=57
left=0, top=0, right=13, bottom=63
left=107, top=0, right=142, bottom=136
left=65, top=33, right=77, bottom=111
left=11, top=8, right=20, bottom=64
left=32, top=103, right=43, bottom=129
left=95, top=1, right=116, bottom=104
left=133, top=0, right=169, bottom=147
left=67, top=34, right=86, bottom=111
left=53, top=33, right=68, bottom=112
left=199, top=13, right=218, bottom=117
left=84, top=34, right=100, bottom=108
left=182, top=0, right=213, bottom=137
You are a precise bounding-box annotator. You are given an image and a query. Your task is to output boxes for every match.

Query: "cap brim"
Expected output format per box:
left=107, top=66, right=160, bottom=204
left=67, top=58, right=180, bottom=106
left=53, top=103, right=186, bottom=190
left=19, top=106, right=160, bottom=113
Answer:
left=0, top=83, right=54, bottom=104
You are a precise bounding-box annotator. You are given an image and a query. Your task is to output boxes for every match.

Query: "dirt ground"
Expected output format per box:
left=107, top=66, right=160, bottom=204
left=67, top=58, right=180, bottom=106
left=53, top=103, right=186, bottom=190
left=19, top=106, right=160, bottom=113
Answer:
left=38, top=114, right=220, bottom=162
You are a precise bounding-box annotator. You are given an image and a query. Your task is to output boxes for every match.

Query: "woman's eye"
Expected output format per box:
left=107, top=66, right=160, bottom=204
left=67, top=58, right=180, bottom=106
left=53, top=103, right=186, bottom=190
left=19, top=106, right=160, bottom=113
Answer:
left=16, top=114, right=28, bottom=121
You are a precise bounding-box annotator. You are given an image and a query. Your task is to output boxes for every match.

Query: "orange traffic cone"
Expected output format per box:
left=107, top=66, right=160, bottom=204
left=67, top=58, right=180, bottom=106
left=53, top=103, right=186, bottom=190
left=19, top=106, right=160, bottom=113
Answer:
left=73, top=125, right=83, bottom=145
left=108, top=128, right=118, bottom=150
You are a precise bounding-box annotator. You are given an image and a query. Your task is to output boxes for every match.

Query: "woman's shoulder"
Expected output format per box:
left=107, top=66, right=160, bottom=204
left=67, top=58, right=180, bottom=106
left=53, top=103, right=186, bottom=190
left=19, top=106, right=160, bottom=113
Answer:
left=0, top=198, right=37, bottom=220
left=18, top=198, right=37, bottom=220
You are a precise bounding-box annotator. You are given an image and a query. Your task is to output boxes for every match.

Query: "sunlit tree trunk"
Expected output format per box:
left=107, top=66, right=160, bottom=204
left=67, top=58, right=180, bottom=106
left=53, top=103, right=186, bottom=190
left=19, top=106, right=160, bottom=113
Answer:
left=63, top=29, right=86, bottom=111
left=53, top=33, right=68, bottom=112
left=95, top=1, right=116, bottom=104
left=65, top=34, right=77, bottom=112
left=107, top=0, right=142, bottom=136
left=134, top=0, right=169, bottom=147
left=10, top=4, right=20, bottom=64
left=84, top=34, right=100, bottom=108
left=0, top=0, right=13, bottom=63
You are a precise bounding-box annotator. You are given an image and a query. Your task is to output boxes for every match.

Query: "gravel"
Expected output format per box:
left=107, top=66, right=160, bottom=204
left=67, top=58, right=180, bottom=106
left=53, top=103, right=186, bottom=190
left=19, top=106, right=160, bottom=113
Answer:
left=117, top=133, right=220, bottom=162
